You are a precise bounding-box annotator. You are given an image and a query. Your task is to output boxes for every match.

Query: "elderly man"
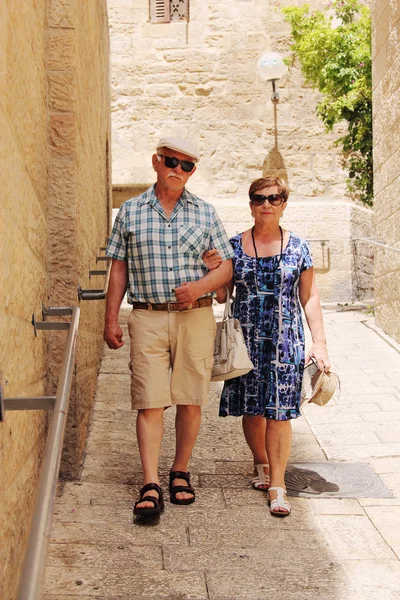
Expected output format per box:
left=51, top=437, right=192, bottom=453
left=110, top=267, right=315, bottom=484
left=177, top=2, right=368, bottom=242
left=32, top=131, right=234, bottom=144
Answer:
left=104, top=136, right=233, bottom=519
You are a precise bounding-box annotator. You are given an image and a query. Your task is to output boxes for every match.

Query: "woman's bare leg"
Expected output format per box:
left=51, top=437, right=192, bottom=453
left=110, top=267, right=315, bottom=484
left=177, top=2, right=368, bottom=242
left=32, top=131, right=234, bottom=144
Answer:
left=242, top=415, right=269, bottom=488
left=266, top=419, right=292, bottom=513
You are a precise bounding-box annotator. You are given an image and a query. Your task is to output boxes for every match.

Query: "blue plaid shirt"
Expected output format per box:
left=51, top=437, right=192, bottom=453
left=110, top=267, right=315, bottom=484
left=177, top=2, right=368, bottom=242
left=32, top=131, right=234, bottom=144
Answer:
left=106, top=185, right=234, bottom=303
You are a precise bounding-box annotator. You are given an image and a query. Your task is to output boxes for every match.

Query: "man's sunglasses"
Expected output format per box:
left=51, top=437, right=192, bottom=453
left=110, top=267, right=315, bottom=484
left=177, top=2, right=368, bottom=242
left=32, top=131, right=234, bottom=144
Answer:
left=157, top=154, right=195, bottom=173
left=250, top=193, right=285, bottom=207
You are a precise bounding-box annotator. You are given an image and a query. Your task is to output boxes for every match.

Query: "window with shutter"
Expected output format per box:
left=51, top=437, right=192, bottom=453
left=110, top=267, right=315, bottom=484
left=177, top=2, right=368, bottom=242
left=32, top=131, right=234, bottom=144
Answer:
left=150, top=0, right=170, bottom=23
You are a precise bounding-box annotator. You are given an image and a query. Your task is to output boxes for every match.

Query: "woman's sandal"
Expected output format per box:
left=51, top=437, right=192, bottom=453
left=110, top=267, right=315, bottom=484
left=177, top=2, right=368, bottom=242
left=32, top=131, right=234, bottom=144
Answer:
left=133, top=483, right=164, bottom=518
left=251, top=463, right=270, bottom=491
left=267, top=486, right=291, bottom=518
left=169, top=470, right=195, bottom=505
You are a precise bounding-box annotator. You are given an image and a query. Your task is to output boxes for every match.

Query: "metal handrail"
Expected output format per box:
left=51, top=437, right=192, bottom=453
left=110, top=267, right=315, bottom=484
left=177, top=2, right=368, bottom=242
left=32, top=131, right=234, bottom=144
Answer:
left=16, top=306, right=80, bottom=600
left=352, top=237, right=400, bottom=255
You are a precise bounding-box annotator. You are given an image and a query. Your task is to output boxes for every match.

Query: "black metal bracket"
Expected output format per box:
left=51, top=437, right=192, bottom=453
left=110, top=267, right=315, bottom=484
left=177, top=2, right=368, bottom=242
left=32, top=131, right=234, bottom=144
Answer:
left=89, top=269, right=107, bottom=279
left=0, top=387, right=56, bottom=418
left=31, top=305, right=72, bottom=337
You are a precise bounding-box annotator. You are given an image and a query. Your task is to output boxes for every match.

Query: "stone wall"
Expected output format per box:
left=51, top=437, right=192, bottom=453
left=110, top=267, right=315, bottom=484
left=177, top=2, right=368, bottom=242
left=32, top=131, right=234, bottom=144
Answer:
left=46, top=0, right=111, bottom=480
left=0, top=3, right=49, bottom=598
left=0, top=1, right=111, bottom=598
left=109, top=0, right=373, bottom=302
left=372, top=0, right=400, bottom=342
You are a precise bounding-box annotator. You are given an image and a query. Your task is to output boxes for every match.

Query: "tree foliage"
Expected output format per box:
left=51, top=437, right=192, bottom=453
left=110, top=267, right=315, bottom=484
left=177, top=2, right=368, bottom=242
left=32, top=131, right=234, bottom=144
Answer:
left=283, top=0, right=372, bottom=206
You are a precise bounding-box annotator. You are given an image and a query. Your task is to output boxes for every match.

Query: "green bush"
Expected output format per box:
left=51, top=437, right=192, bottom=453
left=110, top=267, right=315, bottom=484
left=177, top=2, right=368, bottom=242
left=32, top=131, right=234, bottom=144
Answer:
left=283, top=0, right=372, bottom=206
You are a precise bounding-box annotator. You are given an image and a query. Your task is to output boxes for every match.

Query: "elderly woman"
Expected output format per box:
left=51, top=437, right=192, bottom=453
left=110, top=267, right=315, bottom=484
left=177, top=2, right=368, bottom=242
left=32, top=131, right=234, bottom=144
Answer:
left=204, top=176, right=330, bottom=517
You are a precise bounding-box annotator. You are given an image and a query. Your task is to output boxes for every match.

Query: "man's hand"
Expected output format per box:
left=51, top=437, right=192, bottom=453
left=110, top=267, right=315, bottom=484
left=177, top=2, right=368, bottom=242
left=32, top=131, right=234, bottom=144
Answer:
left=203, top=248, right=222, bottom=271
left=174, top=281, right=201, bottom=308
left=104, top=321, right=125, bottom=349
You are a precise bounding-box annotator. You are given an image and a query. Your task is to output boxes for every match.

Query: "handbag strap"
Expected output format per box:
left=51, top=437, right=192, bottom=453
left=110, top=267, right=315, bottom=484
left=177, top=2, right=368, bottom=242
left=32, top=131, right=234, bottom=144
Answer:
left=223, top=286, right=232, bottom=320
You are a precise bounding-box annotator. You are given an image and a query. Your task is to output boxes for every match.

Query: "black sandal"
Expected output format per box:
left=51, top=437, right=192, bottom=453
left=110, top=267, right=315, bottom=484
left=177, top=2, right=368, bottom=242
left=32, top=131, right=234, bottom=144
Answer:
left=169, top=470, right=195, bottom=505
left=133, top=483, right=164, bottom=518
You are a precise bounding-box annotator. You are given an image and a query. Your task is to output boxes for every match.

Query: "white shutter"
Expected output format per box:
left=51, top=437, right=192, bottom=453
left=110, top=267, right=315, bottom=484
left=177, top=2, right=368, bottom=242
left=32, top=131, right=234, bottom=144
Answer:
left=150, top=0, right=170, bottom=23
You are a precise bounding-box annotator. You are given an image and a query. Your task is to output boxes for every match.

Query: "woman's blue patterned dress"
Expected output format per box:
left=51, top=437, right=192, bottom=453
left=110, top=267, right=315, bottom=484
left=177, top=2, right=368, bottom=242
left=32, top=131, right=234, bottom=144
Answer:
left=219, top=231, right=313, bottom=421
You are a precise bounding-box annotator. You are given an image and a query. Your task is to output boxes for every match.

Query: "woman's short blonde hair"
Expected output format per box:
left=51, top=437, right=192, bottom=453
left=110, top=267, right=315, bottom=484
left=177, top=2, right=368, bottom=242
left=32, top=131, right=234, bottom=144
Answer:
left=248, top=177, right=289, bottom=202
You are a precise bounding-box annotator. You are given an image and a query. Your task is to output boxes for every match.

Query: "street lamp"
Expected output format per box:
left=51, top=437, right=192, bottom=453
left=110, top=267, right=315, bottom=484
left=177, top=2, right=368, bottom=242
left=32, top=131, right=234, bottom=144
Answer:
left=256, top=51, right=286, bottom=103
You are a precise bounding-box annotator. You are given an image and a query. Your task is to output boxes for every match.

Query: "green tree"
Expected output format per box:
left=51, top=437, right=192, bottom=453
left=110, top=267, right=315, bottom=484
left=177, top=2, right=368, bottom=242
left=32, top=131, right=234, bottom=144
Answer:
left=283, top=0, right=372, bottom=206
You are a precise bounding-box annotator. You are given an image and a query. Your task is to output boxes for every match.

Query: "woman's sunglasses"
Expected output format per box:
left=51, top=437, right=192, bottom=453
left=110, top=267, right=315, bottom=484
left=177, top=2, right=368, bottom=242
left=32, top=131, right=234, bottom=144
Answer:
left=157, top=154, right=195, bottom=173
left=250, top=193, right=285, bottom=207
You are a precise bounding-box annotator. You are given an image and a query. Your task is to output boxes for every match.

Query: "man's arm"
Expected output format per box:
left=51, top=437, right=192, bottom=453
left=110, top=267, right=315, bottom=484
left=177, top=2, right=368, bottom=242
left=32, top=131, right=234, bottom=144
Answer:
left=174, top=259, right=233, bottom=308
left=104, top=259, right=129, bottom=349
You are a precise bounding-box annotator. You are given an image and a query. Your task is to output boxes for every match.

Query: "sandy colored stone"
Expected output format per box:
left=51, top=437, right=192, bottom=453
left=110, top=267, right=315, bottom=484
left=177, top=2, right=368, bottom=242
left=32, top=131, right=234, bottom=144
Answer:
left=48, top=0, right=76, bottom=28
left=307, top=499, right=365, bottom=516
left=364, top=505, right=400, bottom=558
left=342, top=560, right=400, bottom=600
left=48, top=72, right=76, bottom=112
left=49, top=114, right=76, bottom=156
left=206, top=563, right=359, bottom=600
left=369, top=457, right=400, bottom=474
left=372, top=0, right=400, bottom=351
left=47, top=29, right=75, bottom=70
left=164, top=530, right=335, bottom=570
left=315, top=514, right=396, bottom=560
left=56, top=481, right=136, bottom=506
left=47, top=541, right=163, bottom=569
left=50, top=519, right=188, bottom=547
left=44, top=567, right=207, bottom=598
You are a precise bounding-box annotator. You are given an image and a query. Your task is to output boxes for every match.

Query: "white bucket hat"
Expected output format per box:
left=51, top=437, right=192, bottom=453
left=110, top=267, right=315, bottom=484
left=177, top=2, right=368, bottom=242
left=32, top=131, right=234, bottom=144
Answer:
left=156, top=136, right=200, bottom=162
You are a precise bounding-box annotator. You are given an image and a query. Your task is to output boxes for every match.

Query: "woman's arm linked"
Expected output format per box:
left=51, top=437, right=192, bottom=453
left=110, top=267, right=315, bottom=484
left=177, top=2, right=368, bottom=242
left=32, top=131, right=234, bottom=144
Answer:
left=203, top=249, right=233, bottom=303
left=299, top=266, right=331, bottom=372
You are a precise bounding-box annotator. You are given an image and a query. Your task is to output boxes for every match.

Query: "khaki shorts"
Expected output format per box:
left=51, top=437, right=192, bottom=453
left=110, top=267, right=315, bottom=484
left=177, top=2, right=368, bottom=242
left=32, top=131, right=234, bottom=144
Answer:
left=127, top=306, right=216, bottom=410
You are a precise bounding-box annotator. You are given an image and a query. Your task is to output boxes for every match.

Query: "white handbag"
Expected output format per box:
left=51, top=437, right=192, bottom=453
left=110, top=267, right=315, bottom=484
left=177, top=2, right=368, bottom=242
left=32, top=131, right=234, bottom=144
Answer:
left=211, top=287, right=254, bottom=382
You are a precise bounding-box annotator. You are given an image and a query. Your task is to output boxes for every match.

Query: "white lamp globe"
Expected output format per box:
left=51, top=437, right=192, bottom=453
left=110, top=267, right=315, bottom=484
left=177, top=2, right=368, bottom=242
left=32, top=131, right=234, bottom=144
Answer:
left=256, top=51, right=286, bottom=81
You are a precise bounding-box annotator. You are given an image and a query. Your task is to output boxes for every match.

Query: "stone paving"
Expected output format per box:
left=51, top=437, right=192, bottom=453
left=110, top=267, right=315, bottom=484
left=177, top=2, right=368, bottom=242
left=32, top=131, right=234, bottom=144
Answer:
left=44, top=304, right=400, bottom=600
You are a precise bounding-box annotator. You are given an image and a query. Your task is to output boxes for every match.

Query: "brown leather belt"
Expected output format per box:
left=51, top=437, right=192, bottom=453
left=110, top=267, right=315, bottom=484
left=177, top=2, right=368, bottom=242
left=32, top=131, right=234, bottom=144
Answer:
left=131, top=296, right=213, bottom=312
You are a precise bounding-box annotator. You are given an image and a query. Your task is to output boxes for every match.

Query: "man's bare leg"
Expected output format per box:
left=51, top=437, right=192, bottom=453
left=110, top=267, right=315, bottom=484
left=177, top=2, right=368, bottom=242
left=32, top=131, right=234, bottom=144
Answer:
left=135, top=407, right=165, bottom=509
left=171, top=405, right=202, bottom=501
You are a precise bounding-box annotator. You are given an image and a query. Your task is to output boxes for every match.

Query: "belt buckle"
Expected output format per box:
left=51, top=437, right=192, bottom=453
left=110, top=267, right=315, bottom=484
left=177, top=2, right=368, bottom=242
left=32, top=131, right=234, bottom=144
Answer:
left=167, top=302, right=176, bottom=312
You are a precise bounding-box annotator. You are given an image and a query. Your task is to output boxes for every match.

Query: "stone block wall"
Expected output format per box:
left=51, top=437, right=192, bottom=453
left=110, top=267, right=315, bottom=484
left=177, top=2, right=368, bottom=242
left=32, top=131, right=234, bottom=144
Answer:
left=372, top=0, right=400, bottom=342
left=109, top=0, right=373, bottom=301
left=0, top=3, right=49, bottom=598
left=46, top=0, right=112, bottom=480
left=0, top=1, right=111, bottom=598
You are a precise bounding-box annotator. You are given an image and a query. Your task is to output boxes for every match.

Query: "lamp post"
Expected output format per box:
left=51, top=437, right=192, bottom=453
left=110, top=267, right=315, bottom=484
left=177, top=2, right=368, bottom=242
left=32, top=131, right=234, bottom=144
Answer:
left=257, top=51, right=288, bottom=179
left=256, top=51, right=286, bottom=103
